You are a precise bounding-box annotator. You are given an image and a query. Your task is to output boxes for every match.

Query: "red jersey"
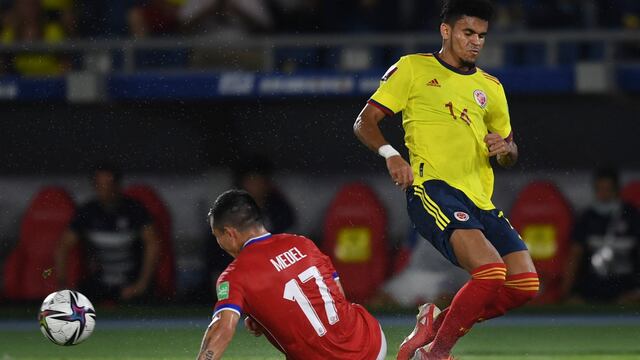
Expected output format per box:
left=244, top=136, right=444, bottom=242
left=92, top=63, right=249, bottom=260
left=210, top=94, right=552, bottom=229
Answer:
left=213, top=233, right=383, bottom=360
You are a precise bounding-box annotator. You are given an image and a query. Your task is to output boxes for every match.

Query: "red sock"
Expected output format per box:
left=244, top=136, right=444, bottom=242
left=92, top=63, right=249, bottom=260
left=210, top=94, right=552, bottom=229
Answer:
left=479, top=272, right=539, bottom=321
left=432, top=272, right=539, bottom=330
left=429, top=263, right=506, bottom=356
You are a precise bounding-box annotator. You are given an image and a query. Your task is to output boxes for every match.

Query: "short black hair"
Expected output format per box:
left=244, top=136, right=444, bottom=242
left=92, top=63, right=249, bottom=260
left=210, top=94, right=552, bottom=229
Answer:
left=208, top=190, right=263, bottom=231
left=441, top=0, right=495, bottom=25
left=594, top=167, right=620, bottom=190
left=94, top=161, right=122, bottom=184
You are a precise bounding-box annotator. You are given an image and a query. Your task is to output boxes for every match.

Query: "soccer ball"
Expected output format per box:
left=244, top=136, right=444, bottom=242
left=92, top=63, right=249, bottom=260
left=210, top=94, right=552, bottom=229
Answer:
left=39, top=290, right=96, bottom=346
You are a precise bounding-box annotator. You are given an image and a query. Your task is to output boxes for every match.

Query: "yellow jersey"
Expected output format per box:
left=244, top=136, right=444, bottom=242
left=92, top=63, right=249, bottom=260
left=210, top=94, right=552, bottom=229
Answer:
left=369, top=53, right=512, bottom=210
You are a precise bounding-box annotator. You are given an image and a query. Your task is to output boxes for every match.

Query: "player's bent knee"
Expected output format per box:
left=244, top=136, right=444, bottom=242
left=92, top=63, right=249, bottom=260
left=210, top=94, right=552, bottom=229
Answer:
left=505, top=272, right=540, bottom=305
left=471, top=263, right=507, bottom=290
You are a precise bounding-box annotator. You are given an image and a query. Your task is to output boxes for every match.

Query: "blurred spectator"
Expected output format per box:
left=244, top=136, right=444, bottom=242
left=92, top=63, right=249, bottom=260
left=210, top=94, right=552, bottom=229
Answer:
left=128, top=0, right=183, bottom=38
left=54, top=162, right=161, bottom=303
left=563, top=168, right=640, bottom=303
left=233, top=154, right=296, bottom=234
left=179, top=0, right=273, bottom=69
left=75, top=0, right=138, bottom=38
left=179, top=0, right=272, bottom=35
left=0, top=0, right=73, bottom=75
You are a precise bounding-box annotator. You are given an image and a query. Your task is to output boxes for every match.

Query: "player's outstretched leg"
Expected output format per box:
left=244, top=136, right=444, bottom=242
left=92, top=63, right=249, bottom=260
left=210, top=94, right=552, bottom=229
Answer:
left=426, top=271, right=539, bottom=335
left=397, top=303, right=441, bottom=360
left=427, top=263, right=507, bottom=358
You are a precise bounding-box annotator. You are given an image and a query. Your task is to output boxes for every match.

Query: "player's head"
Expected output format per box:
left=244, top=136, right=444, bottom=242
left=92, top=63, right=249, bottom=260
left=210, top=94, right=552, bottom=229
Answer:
left=439, top=0, right=494, bottom=68
left=593, top=167, right=620, bottom=203
left=208, top=189, right=265, bottom=256
left=93, top=161, right=122, bottom=203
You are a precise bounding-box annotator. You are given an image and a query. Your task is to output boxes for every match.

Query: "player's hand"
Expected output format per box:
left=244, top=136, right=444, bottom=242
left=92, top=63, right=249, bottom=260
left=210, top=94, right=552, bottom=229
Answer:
left=120, top=281, right=147, bottom=300
left=386, top=155, right=413, bottom=190
left=484, top=133, right=511, bottom=157
left=244, top=316, right=264, bottom=337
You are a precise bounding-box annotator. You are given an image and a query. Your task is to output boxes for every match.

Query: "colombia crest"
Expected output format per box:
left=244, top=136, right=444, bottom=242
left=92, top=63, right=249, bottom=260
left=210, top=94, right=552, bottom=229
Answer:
left=473, top=89, right=487, bottom=108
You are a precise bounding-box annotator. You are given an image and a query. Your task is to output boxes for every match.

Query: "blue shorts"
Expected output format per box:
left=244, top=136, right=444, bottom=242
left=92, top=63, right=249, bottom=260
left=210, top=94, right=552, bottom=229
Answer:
left=406, top=180, right=528, bottom=267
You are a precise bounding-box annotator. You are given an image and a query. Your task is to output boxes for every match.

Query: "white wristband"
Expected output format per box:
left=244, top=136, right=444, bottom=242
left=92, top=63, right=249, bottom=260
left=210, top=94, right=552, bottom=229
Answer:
left=378, top=144, right=400, bottom=159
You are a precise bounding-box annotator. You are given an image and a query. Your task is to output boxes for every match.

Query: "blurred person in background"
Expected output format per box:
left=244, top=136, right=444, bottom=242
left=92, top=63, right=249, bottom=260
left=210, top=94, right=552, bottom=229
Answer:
left=178, top=0, right=273, bottom=69
left=179, top=0, right=272, bottom=34
left=75, top=0, right=137, bottom=38
left=0, top=0, right=73, bottom=75
left=232, top=154, right=296, bottom=234
left=128, top=0, right=183, bottom=38
left=55, top=163, right=161, bottom=303
left=563, top=167, right=640, bottom=304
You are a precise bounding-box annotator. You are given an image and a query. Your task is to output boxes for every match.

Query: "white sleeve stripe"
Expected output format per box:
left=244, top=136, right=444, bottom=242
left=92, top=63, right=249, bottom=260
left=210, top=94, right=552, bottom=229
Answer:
left=212, top=307, right=241, bottom=319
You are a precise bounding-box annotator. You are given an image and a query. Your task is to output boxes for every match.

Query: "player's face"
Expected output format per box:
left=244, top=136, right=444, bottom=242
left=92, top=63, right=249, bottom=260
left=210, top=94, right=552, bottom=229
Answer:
left=94, top=171, right=118, bottom=203
left=594, top=178, right=618, bottom=203
left=443, top=16, right=488, bottom=67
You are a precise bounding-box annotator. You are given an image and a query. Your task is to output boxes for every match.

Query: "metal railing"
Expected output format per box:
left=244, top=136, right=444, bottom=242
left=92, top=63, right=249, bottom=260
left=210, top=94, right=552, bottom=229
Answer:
left=0, top=30, right=638, bottom=73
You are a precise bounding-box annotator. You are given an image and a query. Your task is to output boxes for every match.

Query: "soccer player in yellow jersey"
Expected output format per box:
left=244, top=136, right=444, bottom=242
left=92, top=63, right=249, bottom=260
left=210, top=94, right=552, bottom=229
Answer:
left=354, top=1, right=539, bottom=359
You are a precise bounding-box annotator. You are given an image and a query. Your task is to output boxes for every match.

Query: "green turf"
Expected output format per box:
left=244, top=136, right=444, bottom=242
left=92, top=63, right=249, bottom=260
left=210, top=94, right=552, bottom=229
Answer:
left=2, top=324, right=640, bottom=359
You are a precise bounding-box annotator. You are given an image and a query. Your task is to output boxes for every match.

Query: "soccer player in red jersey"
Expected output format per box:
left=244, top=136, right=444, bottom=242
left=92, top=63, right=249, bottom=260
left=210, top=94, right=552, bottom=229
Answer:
left=196, top=190, right=387, bottom=360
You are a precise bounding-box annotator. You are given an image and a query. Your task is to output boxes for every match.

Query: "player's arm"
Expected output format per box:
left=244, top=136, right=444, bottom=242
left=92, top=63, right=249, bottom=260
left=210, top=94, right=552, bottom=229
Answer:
left=197, top=310, right=240, bottom=360
left=485, top=81, right=518, bottom=168
left=354, top=104, right=413, bottom=189
left=54, top=229, right=79, bottom=287
left=122, top=224, right=160, bottom=300
left=485, top=133, right=518, bottom=168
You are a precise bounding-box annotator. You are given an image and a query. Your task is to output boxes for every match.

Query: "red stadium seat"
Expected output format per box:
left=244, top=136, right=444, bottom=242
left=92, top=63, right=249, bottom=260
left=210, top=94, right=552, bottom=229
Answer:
left=123, top=184, right=175, bottom=299
left=322, top=182, right=388, bottom=304
left=2, top=187, right=81, bottom=301
left=509, top=181, right=573, bottom=304
left=622, top=181, right=640, bottom=209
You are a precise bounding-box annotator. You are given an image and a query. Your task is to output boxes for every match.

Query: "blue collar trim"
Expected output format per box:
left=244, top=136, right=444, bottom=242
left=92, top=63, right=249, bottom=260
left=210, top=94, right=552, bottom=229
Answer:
left=242, top=233, right=272, bottom=249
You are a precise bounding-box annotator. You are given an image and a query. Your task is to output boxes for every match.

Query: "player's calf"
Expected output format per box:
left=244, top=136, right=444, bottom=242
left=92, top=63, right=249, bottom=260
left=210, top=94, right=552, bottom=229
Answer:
left=427, top=263, right=506, bottom=357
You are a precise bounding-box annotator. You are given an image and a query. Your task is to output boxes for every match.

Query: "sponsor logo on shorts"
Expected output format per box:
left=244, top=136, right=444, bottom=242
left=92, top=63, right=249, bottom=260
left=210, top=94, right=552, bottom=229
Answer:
left=454, top=211, right=470, bottom=222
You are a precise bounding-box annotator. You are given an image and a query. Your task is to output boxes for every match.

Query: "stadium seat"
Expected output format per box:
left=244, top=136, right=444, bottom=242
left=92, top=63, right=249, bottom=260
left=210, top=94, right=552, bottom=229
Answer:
left=621, top=181, right=640, bottom=209
left=322, top=182, right=388, bottom=304
left=123, top=184, right=175, bottom=299
left=509, top=181, right=573, bottom=304
left=2, top=187, right=81, bottom=301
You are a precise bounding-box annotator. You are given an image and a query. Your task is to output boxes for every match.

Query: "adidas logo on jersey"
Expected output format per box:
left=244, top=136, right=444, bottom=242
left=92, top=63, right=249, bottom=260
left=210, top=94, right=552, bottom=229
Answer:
left=427, top=79, right=441, bottom=87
